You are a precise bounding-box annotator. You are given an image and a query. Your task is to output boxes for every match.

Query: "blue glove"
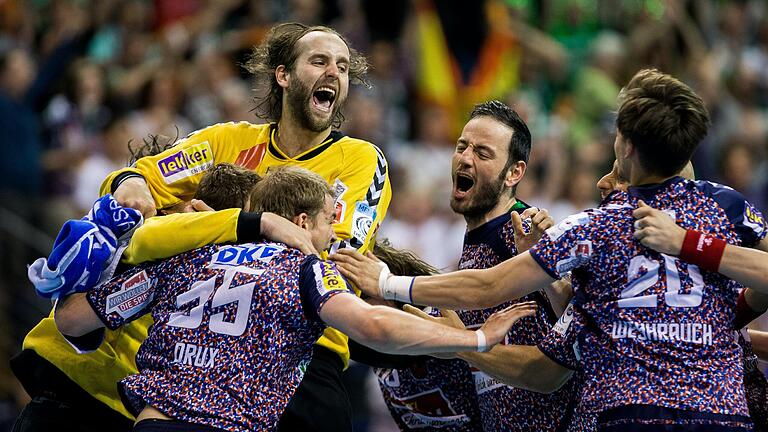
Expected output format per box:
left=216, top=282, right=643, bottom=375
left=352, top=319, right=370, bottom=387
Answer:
left=28, top=195, right=143, bottom=299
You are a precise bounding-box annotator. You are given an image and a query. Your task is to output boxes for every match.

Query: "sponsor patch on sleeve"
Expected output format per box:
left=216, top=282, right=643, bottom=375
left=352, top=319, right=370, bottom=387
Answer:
left=546, top=212, right=590, bottom=241
left=351, top=201, right=376, bottom=244
left=743, top=201, right=766, bottom=238
left=554, top=240, right=593, bottom=276
left=552, top=303, right=575, bottom=335
left=312, top=260, right=348, bottom=296
left=157, top=142, right=214, bottom=184
left=332, top=179, right=349, bottom=224
left=106, top=271, right=154, bottom=319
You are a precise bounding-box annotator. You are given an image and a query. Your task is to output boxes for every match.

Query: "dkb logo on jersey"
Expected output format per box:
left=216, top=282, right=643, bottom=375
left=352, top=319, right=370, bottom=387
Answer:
left=211, top=244, right=283, bottom=267
left=106, top=271, right=154, bottom=319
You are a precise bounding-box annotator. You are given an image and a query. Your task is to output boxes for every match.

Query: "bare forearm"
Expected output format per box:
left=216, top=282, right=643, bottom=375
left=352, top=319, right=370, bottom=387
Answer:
left=719, top=245, right=768, bottom=293
left=748, top=329, right=768, bottom=361
left=458, top=345, right=572, bottom=393
left=345, top=306, right=480, bottom=355
left=54, top=293, right=103, bottom=337
left=411, top=252, right=552, bottom=310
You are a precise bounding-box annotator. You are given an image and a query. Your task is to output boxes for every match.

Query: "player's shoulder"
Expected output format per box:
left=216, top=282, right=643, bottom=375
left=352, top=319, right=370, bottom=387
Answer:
left=686, top=179, right=748, bottom=208
left=179, top=121, right=269, bottom=142
left=336, top=133, right=387, bottom=162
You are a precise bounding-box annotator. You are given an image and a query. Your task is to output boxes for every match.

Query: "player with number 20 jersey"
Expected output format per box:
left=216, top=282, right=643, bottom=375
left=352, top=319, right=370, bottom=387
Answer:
left=529, top=177, right=766, bottom=429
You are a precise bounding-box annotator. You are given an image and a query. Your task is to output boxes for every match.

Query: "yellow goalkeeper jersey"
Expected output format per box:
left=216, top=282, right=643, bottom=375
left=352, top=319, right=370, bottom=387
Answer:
left=22, top=122, right=391, bottom=419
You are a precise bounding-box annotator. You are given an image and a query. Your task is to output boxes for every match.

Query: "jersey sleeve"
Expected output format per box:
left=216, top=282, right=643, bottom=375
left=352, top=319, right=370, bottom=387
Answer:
left=121, top=209, right=241, bottom=265
left=86, top=266, right=157, bottom=330
left=298, top=255, right=356, bottom=322
left=331, top=143, right=391, bottom=253
left=100, top=123, right=251, bottom=210
left=697, top=181, right=767, bottom=247
left=529, top=211, right=595, bottom=279
left=537, top=302, right=586, bottom=371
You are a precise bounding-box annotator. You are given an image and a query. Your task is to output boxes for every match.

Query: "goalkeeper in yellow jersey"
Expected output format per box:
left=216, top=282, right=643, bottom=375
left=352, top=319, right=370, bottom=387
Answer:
left=14, top=22, right=391, bottom=432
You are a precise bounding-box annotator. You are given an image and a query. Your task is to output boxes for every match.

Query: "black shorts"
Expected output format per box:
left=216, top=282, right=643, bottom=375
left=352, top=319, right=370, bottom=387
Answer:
left=597, top=405, right=754, bottom=432
left=277, top=345, right=352, bottom=432
left=133, top=419, right=223, bottom=432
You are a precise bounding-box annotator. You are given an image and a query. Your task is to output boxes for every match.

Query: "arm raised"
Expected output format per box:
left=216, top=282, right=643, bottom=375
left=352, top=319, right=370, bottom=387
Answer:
left=332, top=249, right=555, bottom=310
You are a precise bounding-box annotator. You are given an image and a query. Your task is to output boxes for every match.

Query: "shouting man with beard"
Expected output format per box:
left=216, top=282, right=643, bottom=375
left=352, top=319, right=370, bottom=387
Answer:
left=446, top=101, right=579, bottom=431
left=16, top=23, right=391, bottom=432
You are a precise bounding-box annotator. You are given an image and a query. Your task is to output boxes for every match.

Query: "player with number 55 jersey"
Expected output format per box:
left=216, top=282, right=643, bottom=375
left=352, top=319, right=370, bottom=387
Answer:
left=52, top=167, right=533, bottom=432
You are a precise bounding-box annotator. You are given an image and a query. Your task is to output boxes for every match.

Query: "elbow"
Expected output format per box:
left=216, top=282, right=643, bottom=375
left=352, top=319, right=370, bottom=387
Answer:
left=54, top=307, right=85, bottom=338
left=525, top=370, right=573, bottom=394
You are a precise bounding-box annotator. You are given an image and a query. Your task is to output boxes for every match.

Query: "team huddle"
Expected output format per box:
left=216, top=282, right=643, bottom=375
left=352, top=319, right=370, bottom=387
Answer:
left=10, top=21, right=768, bottom=432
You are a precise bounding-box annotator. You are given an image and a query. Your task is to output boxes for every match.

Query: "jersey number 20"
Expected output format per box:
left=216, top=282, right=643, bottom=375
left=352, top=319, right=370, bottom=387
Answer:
left=618, top=254, right=704, bottom=308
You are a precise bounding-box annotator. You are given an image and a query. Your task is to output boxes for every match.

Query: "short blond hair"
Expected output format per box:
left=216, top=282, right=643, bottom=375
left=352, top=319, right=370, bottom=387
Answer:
left=248, top=166, right=333, bottom=220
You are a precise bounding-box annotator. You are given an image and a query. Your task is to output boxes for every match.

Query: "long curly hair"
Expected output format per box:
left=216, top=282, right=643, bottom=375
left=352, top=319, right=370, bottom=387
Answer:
left=244, top=22, right=370, bottom=129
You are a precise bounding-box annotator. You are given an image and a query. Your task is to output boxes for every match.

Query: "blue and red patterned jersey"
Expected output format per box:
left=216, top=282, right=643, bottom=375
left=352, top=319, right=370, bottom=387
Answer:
left=739, top=329, right=768, bottom=431
left=86, top=242, right=354, bottom=431
left=538, top=301, right=596, bottom=432
left=375, top=351, right=483, bottom=431
left=529, top=177, right=767, bottom=422
left=456, top=209, right=579, bottom=432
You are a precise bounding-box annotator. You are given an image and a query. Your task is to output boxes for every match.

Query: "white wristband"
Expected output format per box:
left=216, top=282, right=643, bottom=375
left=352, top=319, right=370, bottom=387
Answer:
left=475, top=329, right=489, bottom=352
left=378, top=267, right=415, bottom=304
left=377, top=262, right=390, bottom=299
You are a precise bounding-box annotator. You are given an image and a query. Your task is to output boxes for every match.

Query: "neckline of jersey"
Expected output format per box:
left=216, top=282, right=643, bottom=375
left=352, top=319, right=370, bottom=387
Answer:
left=267, top=123, right=345, bottom=161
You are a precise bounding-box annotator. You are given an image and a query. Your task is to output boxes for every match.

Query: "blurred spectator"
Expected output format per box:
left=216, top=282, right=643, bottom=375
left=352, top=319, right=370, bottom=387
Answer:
left=5, top=1, right=768, bottom=430
left=72, top=115, right=133, bottom=214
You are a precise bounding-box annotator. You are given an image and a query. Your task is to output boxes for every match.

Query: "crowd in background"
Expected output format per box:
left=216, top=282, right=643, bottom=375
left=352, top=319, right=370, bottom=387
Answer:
left=1, top=0, right=768, bottom=430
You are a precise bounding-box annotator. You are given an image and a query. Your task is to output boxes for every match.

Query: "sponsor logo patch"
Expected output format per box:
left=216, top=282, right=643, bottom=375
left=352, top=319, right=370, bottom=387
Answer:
left=553, top=303, right=575, bottom=335
left=352, top=201, right=376, bottom=244
left=313, top=260, right=347, bottom=295
left=332, top=179, right=349, bottom=224
left=157, top=142, right=214, bottom=184
left=210, top=244, right=283, bottom=268
left=554, top=240, right=593, bottom=276
left=744, top=202, right=766, bottom=237
left=106, top=271, right=153, bottom=319
left=546, top=212, right=590, bottom=241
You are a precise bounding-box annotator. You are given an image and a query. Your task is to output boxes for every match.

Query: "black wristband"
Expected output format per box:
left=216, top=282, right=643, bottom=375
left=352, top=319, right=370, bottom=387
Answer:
left=110, top=172, right=146, bottom=194
left=237, top=211, right=263, bottom=242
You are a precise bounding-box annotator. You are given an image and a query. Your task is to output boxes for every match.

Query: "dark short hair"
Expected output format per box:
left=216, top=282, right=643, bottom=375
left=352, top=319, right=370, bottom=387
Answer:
left=245, top=22, right=370, bottom=128
left=616, top=69, right=709, bottom=177
left=469, top=100, right=532, bottom=193
left=195, top=163, right=262, bottom=211
left=248, top=166, right=332, bottom=220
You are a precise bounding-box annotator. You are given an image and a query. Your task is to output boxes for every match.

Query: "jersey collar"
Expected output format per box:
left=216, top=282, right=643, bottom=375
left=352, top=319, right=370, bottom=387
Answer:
left=464, top=199, right=530, bottom=245
left=627, top=176, right=685, bottom=202
left=267, top=123, right=345, bottom=161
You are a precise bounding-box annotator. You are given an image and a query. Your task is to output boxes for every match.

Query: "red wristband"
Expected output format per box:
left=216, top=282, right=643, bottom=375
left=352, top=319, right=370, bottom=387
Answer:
left=679, top=229, right=726, bottom=272
left=735, top=290, right=765, bottom=329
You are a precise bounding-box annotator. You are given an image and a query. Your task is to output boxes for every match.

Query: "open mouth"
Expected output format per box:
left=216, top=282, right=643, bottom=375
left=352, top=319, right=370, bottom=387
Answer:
left=312, top=86, right=336, bottom=113
left=454, top=172, right=475, bottom=194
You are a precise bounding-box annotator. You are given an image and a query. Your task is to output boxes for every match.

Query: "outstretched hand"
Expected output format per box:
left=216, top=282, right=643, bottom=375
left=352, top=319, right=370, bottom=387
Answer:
left=330, top=249, right=383, bottom=299
left=479, top=301, right=537, bottom=349
left=632, top=200, right=685, bottom=256
left=513, top=207, right=554, bottom=252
